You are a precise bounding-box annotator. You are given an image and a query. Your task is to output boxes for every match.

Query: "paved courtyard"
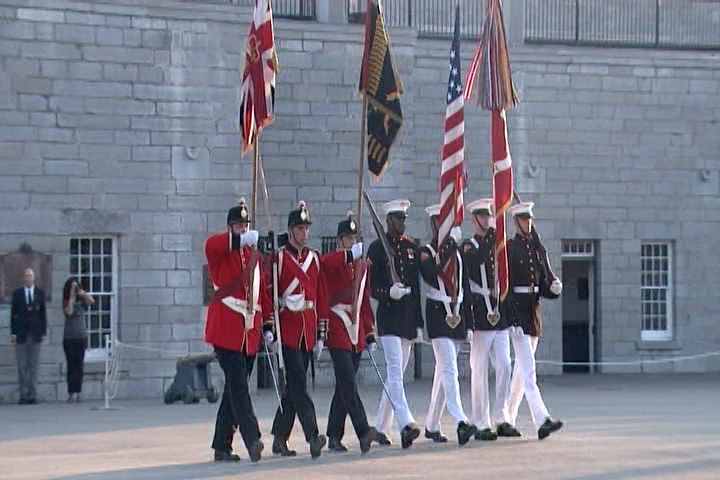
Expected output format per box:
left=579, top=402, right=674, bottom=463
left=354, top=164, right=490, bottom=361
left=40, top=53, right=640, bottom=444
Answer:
left=1, top=374, right=719, bottom=480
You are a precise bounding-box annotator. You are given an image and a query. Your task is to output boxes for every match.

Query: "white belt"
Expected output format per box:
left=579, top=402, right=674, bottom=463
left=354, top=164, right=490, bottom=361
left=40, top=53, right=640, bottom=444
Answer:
left=280, top=294, right=314, bottom=312
left=513, top=286, right=539, bottom=294
left=331, top=303, right=360, bottom=346
left=472, top=261, right=493, bottom=313
left=425, top=285, right=464, bottom=305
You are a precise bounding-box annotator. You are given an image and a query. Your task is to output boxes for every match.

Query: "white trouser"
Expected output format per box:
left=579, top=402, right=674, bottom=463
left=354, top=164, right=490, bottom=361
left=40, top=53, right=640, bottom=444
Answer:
left=425, top=338, right=468, bottom=431
left=508, top=328, right=550, bottom=429
left=470, top=329, right=512, bottom=429
left=375, top=335, right=415, bottom=433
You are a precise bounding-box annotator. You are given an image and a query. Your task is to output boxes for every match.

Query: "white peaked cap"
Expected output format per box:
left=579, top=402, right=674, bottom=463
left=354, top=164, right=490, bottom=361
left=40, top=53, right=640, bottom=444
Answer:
left=424, top=204, right=441, bottom=217
left=467, top=198, right=494, bottom=214
left=509, top=201, right=535, bottom=218
left=382, top=198, right=411, bottom=215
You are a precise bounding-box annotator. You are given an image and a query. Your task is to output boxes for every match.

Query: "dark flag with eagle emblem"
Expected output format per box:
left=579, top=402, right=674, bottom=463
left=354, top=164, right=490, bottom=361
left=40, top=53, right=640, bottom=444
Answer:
left=239, top=0, right=279, bottom=157
left=359, top=0, right=404, bottom=180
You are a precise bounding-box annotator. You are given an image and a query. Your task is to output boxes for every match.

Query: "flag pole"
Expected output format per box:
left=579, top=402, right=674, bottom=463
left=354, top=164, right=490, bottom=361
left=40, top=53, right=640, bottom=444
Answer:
left=356, top=98, right=367, bottom=236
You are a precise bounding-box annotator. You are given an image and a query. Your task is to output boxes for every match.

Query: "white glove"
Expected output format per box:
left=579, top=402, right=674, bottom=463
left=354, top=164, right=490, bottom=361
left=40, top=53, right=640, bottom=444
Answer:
left=466, top=329, right=473, bottom=344
left=350, top=242, right=364, bottom=260
left=263, top=330, right=274, bottom=346
left=240, top=230, right=259, bottom=247
left=389, top=282, right=409, bottom=300
left=415, top=328, right=424, bottom=344
left=315, top=340, right=324, bottom=361
left=450, top=226, right=462, bottom=243
left=367, top=341, right=377, bottom=353
left=550, top=279, right=563, bottom=295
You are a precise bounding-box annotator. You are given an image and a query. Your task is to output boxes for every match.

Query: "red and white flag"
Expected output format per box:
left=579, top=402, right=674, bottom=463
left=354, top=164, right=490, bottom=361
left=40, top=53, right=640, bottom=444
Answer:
left=438, top=4, right=466, bottom=253
left=239, top=0, right=279, bottom=156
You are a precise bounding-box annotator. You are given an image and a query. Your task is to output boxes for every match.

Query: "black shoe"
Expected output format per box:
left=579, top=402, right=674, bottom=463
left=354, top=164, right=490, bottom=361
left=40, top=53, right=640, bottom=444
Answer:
left=373, top=430, right=392, bottom=446
left=474, top=428, right=498, bottom=441
left=538, top=417, right=563, bottom=440
left=214, top=450, right=241, bottom=462
left=400, top=424, right=421, bottom=449
left=497, top=422, right=522, bottom=437
left=457, top=422, right=478, bottom=446
left=18, top=398, right=28, bottom=405
left=272, top=436, right=297, bottom=457
left=309, top=434, right=326, bottom=459
left=424, top=428, right=448, bottom=443
left=359, top=428, right=374, bottom=454
left=248, top=440, right=264, bottom=463
left=327, top=437, right=348, bottom=452
left=27, top=398, right=37, bottom=405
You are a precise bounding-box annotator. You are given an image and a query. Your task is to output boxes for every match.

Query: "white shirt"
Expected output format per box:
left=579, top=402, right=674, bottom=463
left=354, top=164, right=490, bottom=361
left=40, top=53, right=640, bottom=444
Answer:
left=25, top=286, right=35, bottom=304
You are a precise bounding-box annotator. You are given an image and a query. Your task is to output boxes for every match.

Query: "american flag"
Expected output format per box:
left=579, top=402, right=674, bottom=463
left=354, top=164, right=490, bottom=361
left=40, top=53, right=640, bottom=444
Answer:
left=239, top=0, right=279, bottom=157
left=435, top=4, right=466, bottom=298
left=438, top=4, right=466, bottom=254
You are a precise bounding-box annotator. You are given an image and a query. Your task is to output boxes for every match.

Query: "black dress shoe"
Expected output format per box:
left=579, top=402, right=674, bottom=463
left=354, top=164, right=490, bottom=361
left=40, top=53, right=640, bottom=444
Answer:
left=272, top=436, right=297, bottom=457
left=474, top=428, right=498, bottom=441
left=424, top=428, right=448, bottom=443
left=359, top=429, right=374, bottom=454
left=248, top=440, right=264, bottom=463
left=457, top=422, right=478, bottom=446
left=400, top=424, right=421, bottom=449
left=309, top=434, right=326, bottom=459
left=373, top=430, right=392, bottom=446
left=27, top=398, right=37, bottom=405
left=214, top=450, right=241, bottom=462
left=18, top=398, right=28, bottom=405
left=538, top=417, right=563, bottom=440
left=497, top=422, right=522, bottom=437
left=327, top=437, right=348, bottom=452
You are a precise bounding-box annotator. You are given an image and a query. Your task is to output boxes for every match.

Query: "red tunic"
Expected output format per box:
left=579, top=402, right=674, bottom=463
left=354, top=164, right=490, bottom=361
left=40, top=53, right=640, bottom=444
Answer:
left=267, top=244, right=329, bottom=350
left=321, top=250, right=375, bottom=352
left=204, top=231, right=271, bottom=355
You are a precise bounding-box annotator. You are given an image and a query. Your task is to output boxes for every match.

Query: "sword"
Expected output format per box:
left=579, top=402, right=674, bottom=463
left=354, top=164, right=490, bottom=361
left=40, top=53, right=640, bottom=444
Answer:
left=264, top=340, right=283, bottom=413
left=367, top=348, right=397, bottom=414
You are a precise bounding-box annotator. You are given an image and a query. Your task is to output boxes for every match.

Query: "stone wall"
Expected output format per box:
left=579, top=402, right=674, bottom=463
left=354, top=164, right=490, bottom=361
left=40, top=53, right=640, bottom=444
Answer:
left=0, top=0, right=719, bottom=401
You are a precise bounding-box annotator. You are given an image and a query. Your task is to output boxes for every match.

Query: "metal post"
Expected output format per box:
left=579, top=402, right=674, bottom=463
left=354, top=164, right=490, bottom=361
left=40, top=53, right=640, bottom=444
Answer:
left=92, top=334, right=120, bottom=411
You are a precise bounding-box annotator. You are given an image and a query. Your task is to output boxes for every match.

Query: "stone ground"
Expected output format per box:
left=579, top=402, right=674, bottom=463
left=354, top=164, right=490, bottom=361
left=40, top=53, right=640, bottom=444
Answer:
left=1, top=374, right=720, bottom=480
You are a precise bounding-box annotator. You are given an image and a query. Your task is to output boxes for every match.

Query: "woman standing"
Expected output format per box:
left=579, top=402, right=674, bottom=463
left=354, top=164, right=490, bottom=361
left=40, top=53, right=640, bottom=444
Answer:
left=62, top=277, right=94, bottom=403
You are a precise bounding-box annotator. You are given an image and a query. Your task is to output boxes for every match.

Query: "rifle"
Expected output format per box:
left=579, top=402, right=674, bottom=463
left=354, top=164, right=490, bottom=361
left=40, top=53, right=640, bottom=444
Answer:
left=362, top=188, right=401, bottom=285
left=268, top=230, right=286, bottom=395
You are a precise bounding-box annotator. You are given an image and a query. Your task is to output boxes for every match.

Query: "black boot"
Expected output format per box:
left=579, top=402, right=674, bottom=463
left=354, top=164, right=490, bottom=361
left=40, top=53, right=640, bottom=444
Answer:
left=373, top=430, right=392, bottom=446
left=400, top=424, right=421, bottom=449
left=497, top=422, right=522, bottom=437
left=327, top=437, right=348, bottom=452
left=248, top=440, right=264, bottom=463
left=272, top=436, right=297, bottom=457
left=538, top=417, right=563, bottom=440
left=457, top=422, right=478, bottom=446
left=214, top=449, right=241, bottom=462
left=309, top=434, right=327, bottom=459
left=424, top=428, right=448, bottom=443
left=474, top=427, right=498, bottom=441
left=359, top=427, right=376, bottom=454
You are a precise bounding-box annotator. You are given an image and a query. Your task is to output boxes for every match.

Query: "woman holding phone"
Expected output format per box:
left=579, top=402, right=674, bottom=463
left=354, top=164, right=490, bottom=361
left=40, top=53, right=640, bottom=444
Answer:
left=62, top=277, right=94, bottom=403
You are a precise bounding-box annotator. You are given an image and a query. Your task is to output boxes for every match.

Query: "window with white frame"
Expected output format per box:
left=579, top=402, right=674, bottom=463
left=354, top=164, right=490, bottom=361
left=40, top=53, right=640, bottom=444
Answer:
left=640, top=242, right=673, bottom=341
left=69, top=237, right=118, bottom=357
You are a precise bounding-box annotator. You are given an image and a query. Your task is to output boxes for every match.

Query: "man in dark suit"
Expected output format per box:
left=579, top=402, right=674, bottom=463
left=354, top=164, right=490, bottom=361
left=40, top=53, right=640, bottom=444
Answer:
left=10, top=268, right=47, bottom=405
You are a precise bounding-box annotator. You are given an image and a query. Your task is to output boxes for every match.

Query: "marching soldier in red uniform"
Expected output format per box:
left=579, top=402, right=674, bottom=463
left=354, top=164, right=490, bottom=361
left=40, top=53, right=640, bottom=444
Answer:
left=321, top=212, right=381, bottom=454
left=204, top=198, right=267, bottom=463
left=268, top=201, right=328, bottom=459
left=505, top=201, right=564, bottom=440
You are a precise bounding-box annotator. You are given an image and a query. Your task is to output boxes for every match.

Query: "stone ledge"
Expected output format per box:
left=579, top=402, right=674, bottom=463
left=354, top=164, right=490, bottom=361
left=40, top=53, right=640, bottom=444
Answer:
left=636, top=340, right=683, bottom=351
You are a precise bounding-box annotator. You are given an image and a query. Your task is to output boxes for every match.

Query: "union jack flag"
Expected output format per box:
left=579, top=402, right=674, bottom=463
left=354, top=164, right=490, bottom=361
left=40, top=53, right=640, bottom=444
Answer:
left=239, top=0, right=279, bottom=156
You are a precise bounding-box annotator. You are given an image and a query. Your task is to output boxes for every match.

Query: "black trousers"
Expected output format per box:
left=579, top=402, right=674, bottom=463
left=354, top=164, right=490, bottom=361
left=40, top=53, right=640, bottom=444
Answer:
left=63, top=338, right=86, bottom=394
left=327, top=349, right=370, bottom=441
left=270, top=346, right=319, bottom=442
left=211, top=348, right=260, bottom=453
